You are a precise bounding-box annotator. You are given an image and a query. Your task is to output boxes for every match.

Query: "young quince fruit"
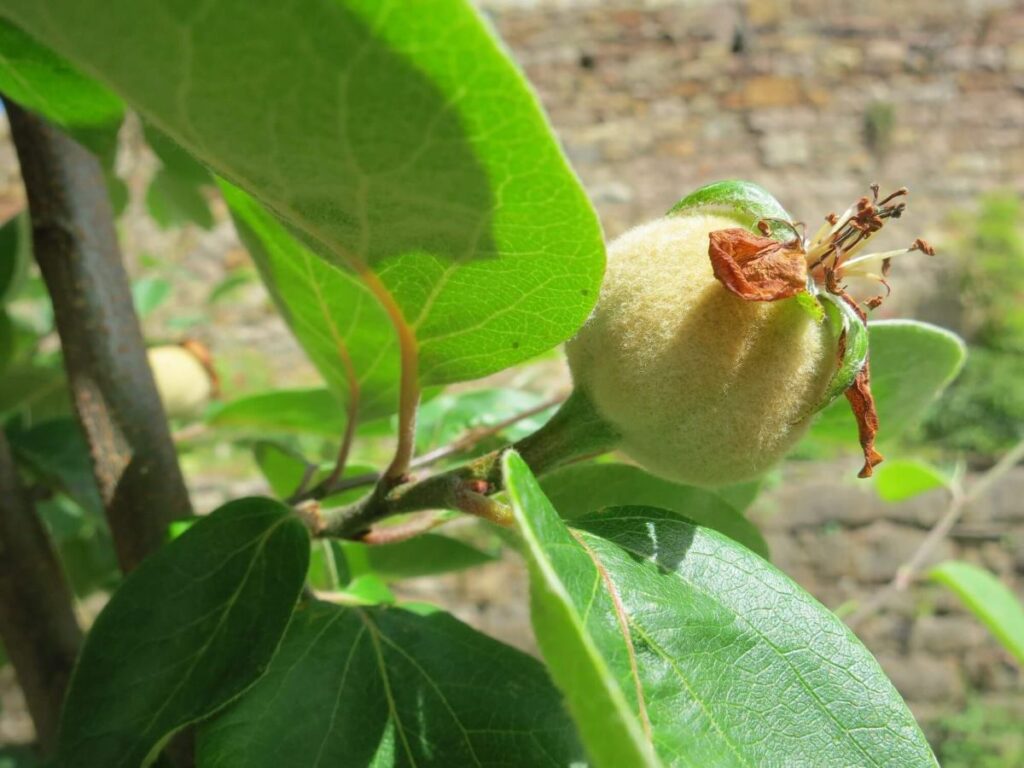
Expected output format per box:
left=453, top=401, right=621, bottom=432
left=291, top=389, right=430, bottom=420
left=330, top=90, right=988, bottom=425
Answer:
left=147, top=339, right=219, bottom=418
left=566, top=180, right=931, bottom=487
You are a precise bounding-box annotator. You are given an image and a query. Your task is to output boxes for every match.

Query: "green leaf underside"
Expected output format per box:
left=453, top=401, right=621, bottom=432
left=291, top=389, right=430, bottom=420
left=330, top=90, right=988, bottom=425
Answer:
left=805, top=320, right=967, bottom=450
left=221, top=183, right=401, bottom=421
left=874, top=459, right=950, bottom=503
left=816, top=292, right=869, bottom=410
left=505, top=452, right=662, bottom=768
left=0, top=19, right=123, bottom=162
left=197, top=600, right=583, bottom=767
left=505, top=452, right=937, bottom=768
left=930, top=561, right=1024, bottom=666
left=57, top=498, right=309, bottom=767
left=667, top=180, right=792, bottom=233
left=3, top=0, right=605, bottom=387
left=539, top=463, right=769, bottom=559
left=208, top=388, right=349, bottom=437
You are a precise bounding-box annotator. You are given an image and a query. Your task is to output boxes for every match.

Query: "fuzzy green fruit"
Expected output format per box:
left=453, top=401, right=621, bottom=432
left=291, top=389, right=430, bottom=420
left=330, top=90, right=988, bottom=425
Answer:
left=566, top=212, right=837, bottom=487
left=147, top=344, right=214, bottom=418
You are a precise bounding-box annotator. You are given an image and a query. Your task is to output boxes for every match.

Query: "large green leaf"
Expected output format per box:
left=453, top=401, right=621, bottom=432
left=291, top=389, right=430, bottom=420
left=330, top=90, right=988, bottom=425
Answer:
left=197, top=600, right=583, bottom=766
left=539, top=462, right=768, bottom=559
left=0, top=19, right=123, bottom=162
left=930, top=561, right=1024, bottom=666
left=4, top=0, right=605, bottom=389
left=57, top=498, right=309, bottom=767
left=505, top=453, right=661, bottom=768
left=804, top=320, right=966, bottom=450
left=505, top=452, right=937, bottom=768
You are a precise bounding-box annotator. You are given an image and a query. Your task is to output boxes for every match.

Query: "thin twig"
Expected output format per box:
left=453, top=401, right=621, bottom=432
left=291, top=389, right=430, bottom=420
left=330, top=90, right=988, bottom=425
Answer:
left=847, top=439, right=1024, bottom=629
left=361, top=512, right=447, bottom=545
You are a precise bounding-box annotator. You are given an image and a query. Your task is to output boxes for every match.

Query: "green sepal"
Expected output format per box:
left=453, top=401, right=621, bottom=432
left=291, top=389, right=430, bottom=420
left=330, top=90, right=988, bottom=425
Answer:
left=816, top=291, right=869, bottom=409
left=667, top=179, right=792, bottom=234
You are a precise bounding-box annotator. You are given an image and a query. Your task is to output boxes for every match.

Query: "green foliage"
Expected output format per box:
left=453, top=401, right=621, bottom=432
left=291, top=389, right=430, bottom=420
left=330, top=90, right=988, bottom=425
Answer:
left=922, top=347, right=1024, bottom=457
left=197, top=601, right=584, bottom=766
left=873, top=459, right=951, bottom=502
left=5, top=418, right=102, bottom=515
left=506, top=452, right=938, bottom=767
left=921, top=194, right=1024, bottom=457
left=57, top=499, right=309, bottom=767
left=539, top=462, right=769, bottom=558
left=802, top=320, right=966, bottom=453
left=930, top=561, right=1024, bottom=666
left=959, top=194, right=1024, bottom=353
left=864, top=101, right=895, bottom=157
left=130, top=276, right=172, bottom=318
left=934, top=698, right=1024, bottom=768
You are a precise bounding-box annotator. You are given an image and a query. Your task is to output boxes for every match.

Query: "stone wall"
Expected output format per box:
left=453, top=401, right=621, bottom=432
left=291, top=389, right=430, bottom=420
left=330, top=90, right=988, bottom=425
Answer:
left=483, top=0, right=1024, bottom=322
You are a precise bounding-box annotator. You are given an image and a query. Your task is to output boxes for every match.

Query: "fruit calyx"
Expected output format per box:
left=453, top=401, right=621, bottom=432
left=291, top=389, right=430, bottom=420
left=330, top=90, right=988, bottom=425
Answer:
left=705, top=184, right=935, bottom=478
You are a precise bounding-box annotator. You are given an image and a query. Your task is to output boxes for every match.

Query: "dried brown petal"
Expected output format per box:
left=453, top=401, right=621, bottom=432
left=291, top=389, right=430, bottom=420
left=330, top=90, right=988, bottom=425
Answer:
left=708, top=228, right=808, bottom=302
left=845, top=357, right=884, bottom=478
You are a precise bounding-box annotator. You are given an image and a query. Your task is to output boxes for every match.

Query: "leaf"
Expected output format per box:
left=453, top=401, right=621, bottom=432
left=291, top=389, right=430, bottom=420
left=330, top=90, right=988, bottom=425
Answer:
left=415, top=387, right=552, bottom=453
left=539, top=462, right=769, bottom=559
left=131, top=276, right=172, bottom=318
left=56, top=498, right=309, bottom=768
left=146, top=168, right=215, bottom=230
left=343, top=533, right=498, bottom=583
left=667, top=179, right=791, bottom=231
left=0, top=364, right=66, bottom=419
left=0, top=20, right=123, bottom=163
left=505, top=451, right=938, bottom=768
left=0, top=213, right=30, bottom=304
left=5, top=0, right=605, bottom=389
left=874, top=459, right=951, bottom=502
left=251, top=440, right=371, bottom=509
left=804, top=320, right=966, bottom=450
left=222, top=184, right=401, bottom=422
left=196, top=600, right=584, bottom=766
left=207, top=388, right=347, bottom=437
left=504, top=452, right=662, bottom=768
left=930, top=561, right=1024, bottom=666
left=5, top=418, right=103, bottom=515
